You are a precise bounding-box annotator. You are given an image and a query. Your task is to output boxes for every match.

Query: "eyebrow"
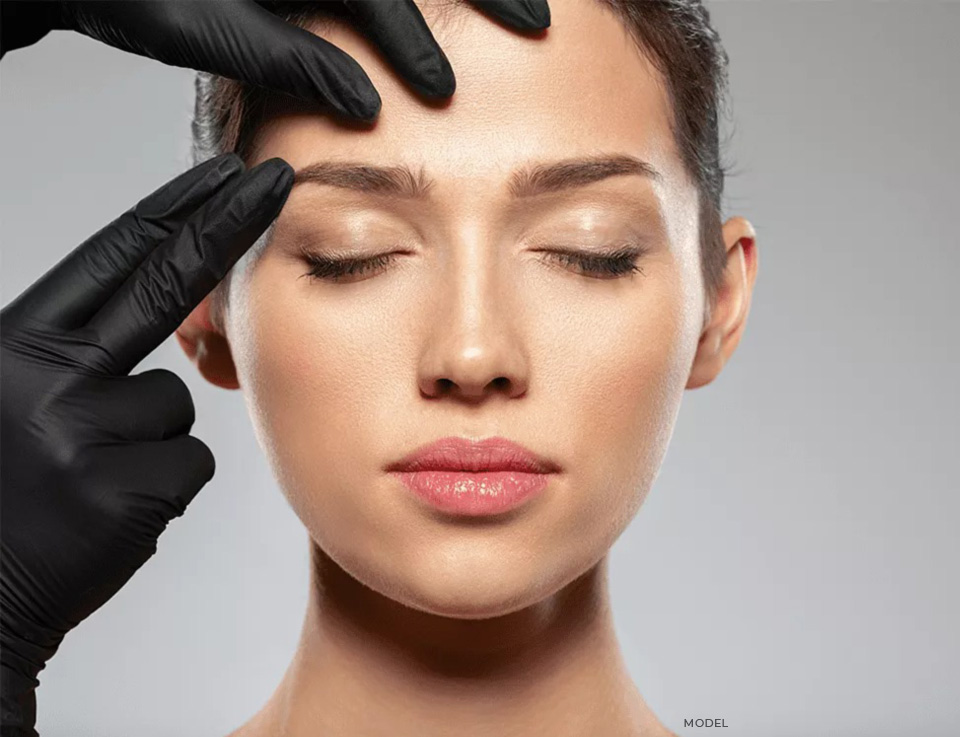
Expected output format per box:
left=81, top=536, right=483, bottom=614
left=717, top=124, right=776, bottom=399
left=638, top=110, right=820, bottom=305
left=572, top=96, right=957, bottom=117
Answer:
left=291, top=154, right=663, bottom=200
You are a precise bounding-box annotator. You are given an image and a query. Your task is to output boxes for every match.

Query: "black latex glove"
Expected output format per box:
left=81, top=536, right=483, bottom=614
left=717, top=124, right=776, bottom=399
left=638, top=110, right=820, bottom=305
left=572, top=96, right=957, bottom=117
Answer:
left=0, top=153, right=293, bottom=735
left=0, top=0, right=551, bottom=119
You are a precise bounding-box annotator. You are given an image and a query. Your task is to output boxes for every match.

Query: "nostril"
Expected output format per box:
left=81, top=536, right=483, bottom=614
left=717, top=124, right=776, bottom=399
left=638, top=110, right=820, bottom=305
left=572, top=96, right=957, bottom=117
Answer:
left=423, top=376, right=517, bottom=400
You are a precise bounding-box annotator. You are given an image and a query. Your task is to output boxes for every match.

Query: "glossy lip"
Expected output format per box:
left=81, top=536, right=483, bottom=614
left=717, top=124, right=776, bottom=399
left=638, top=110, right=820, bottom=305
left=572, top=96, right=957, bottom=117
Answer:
left=385, top=436, right=561, bottom=474
left=385, top=436, right=561, bottom=516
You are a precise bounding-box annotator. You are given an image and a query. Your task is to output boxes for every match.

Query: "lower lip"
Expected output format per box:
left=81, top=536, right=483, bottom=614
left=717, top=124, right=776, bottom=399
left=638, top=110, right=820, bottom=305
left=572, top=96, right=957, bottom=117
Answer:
left=391, top=469, right=552, bottom=516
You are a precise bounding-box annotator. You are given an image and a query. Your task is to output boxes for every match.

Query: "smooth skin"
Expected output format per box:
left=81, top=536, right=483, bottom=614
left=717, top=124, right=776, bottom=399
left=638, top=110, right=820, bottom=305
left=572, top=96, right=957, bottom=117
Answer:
left=178, top=0, right=758, bottom=735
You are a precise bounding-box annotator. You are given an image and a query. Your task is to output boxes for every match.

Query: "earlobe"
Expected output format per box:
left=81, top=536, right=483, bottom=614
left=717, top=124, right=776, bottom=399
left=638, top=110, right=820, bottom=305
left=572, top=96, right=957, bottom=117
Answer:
left=686, top=216, right=758, bottom=390
left=175, top=295, right=241, bottom=390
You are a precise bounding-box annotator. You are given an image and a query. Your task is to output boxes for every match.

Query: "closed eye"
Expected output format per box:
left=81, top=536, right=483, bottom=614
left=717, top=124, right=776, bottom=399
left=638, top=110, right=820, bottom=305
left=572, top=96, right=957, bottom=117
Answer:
left=299, top=245, right=648, bottom=284
left=300, top=251, right=397, bottom=283
left=533, top=245, right=647, bottom=280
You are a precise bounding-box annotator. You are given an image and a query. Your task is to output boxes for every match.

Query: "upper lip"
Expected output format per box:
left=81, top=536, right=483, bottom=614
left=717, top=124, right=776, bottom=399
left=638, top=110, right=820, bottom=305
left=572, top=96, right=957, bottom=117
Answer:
left=385, top=436, right=561, bottom=474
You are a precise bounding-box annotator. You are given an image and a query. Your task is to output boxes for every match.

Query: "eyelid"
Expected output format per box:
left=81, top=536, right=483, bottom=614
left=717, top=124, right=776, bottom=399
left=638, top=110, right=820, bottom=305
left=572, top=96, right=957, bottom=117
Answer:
left=534, top=240, right=649, bottom=253
left=527, top=238, right=652, bottom=258
left=295, top=241, right=402, bottom=261
left=537, top=245, right=646, bottom=278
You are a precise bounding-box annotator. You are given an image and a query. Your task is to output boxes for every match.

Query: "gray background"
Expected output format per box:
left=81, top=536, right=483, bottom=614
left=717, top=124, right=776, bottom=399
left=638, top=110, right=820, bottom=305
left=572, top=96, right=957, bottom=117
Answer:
left=2, top=2, right=958, bottom=735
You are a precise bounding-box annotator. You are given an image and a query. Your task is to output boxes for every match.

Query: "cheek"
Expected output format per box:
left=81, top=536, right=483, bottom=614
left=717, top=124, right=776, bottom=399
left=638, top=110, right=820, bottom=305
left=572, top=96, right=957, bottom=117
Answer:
left=229, top=259, right=423, bottom=544
left=535, top=264, right=693, bottom=554
left=234, top=273, right=355, bottom=448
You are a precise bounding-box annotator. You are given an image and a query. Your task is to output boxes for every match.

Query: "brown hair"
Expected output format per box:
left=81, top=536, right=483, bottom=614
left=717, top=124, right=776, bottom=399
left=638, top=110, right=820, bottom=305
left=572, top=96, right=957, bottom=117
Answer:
left=192, top=0, right=733, bottom=330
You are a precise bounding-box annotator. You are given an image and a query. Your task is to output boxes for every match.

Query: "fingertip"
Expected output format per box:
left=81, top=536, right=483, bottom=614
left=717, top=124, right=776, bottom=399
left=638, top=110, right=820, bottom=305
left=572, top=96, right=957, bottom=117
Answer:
left=205, top=448, right=216, bottom=484
left=525, top=0, right=551, bottom=29
left=258, top=157, right=295, bottom=195
left=409, top=43, right=456, bottom=98
left=237, top=158, right=295, bottom=221
left=273, top=161, right=295, bottom=199
left=346, top=85, right=382, bottom=122
left=259, top=156, right=292, bottom=171
left=310, top=82, right=380, bottom=121
left=433, top=77, right=456, bottom=99
left=246, top=156, right=291, bottom=184
left=214, top=153, right=245, bottom=178
left=418, top=57, right=456, bottom=99
left=481, top=0, right=551, bottom=31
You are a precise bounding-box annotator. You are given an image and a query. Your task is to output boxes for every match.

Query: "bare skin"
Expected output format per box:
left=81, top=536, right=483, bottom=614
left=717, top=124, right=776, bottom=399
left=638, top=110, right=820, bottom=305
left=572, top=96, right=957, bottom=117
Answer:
left=227, top=548, right=674, bottom=737
left=178, top=0, right=758, bottom=734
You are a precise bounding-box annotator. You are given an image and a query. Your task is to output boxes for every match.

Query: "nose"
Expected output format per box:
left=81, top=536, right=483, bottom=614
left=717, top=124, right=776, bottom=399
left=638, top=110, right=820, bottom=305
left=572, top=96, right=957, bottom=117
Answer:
left=416, top=247, right=530, bottom=403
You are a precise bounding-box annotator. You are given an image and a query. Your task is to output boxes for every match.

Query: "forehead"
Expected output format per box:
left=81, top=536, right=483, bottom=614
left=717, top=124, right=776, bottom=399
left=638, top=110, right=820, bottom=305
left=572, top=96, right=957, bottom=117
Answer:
left=249, top=0, right=684, bottom=200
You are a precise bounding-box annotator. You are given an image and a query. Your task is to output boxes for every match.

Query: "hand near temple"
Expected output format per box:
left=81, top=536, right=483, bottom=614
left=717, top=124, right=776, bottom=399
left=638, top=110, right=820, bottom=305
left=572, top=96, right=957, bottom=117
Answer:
left=0, top=154, right=291, bottom=735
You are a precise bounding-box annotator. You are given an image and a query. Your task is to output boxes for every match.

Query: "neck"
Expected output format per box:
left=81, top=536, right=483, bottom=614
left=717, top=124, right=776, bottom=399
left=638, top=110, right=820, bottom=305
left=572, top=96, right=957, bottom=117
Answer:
left=234, top=541, right=670, bottom=737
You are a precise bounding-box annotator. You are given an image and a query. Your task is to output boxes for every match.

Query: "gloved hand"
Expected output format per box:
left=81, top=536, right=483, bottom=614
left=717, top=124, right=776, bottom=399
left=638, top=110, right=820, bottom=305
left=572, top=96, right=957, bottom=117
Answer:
left=0, top=0, right=551, bottom=119
left=0, top=153, right=293, bottom=735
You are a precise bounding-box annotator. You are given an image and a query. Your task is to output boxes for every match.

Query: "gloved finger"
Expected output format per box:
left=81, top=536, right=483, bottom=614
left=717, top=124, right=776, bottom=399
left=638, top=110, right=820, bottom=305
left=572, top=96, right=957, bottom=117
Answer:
left=90, top=435, right=217, bottom=534
left=3, top=153, right=244, bottom=331
left=85, top=158, right=294, bottom=377
left=341, top=0, right=455, bottom=98
left=466, top=0, right=551, bottom=30
left=68, top=0, right=381, bottom=120
left=73, top=369, right=197, bottom=443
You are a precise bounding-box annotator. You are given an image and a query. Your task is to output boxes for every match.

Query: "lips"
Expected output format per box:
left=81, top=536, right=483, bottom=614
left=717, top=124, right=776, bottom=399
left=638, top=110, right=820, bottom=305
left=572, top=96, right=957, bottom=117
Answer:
left=385, top=436, right=560, bottom=516
left=384, top=435, right=560, bottom=474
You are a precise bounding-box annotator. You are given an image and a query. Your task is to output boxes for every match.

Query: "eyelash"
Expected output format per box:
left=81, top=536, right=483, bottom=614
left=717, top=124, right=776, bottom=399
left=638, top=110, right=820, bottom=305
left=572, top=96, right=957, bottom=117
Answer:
left=300, top=246, right=646, bottom=283
left=541, top=246, right=646, bottom=279
left=301, top=251, right=397, bottom=282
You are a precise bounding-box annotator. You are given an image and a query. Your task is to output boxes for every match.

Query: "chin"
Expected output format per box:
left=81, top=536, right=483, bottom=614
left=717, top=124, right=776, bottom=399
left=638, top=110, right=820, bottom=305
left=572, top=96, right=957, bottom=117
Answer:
left=374, top=547, right=578, bottom=620
left=397, top=582, right=538, bottom=620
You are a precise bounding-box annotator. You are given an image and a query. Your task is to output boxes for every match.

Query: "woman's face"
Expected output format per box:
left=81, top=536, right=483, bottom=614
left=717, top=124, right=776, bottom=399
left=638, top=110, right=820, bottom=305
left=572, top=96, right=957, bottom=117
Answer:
left=223, top=0, right=709, bottom=617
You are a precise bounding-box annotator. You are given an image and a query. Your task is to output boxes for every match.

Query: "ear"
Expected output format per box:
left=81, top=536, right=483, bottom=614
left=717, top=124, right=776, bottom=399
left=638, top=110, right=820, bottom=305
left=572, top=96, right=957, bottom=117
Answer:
left=175, top=292, right=240, bottom=390
left=687, top=216, right=759, bottom=390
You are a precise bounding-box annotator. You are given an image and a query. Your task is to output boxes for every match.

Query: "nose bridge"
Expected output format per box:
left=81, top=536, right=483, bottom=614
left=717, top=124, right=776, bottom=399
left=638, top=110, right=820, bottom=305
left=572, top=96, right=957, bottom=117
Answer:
left=417, top=217, right=528, bottom=400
